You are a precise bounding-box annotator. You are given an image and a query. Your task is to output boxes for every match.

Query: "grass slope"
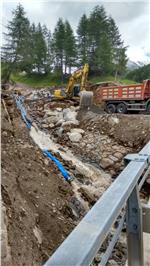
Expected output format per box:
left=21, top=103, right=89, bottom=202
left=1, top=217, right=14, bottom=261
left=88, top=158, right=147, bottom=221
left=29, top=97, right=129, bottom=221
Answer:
left=11, top=73, right=137, bottom=88
left=89, top=75, right=137, bottom=85
left=11, top=73, right=65, bottom=87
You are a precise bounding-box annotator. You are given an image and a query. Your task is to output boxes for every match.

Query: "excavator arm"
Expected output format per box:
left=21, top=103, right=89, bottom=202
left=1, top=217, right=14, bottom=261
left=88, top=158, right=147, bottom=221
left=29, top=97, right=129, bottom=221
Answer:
left=65, top=63, right=89, bottom=98
left=53, top=63, right=93, bottom=108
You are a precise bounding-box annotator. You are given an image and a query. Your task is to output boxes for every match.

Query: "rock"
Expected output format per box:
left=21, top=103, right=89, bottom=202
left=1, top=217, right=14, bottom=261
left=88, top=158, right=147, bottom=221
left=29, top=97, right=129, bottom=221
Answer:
left=63, top=108, right=77, bottom=122
left=146, top=178, right=150, bottom=185
left=70, top=196, right=87, bottom=216
left=55, top=119, right=65, bottom=126
left=114, top=152, right=123, bottom=160
left=113, top=162, right=121, bottom=170
left=20, top=207, right=27, bottom=217
left=1, top=119, right=13, bottom=133
left=71, top=128, right=85, bottom=135
left=62, top=120, right=79, bottom=127
left=94, top=253, right=101, bottom=263
left=70, top=106, right=76, bottom=111
left=56, top=107, right=62, bottom=112
left=56, top=127, right=64, bottom=137
left=44, top=158, right=49, bottom=165
left=109, top=116, right=119, bottom=125
left=86, top=144, right=93, bottom=149
left=100, top=158, right=114, bottom=169
left=2, top=131, right=8, bottom=137
left=33, top=226, right=43, bottom=244
left=79, top=187, right=96, bottom=205
left=110, top=169, right=116, bottom=176
left=75, top=106, right=80, bottom=111
left=112, top=145, right=120, bottom=150
left=1, top=204, right=12, bottom=265
left=45, top=110, right=57, bottom=116
left=42, top=124, right=49, bottom=128
left=44, top=116, right=56, bottom=124
left=49, top=123, right=55, bottom=128
left=44, top=112, right=63, bottom=124
left=6, top=99, right=14, bottom=106
left=68, top=132, right=82, bottom=142
left=108, top=155, right=118, bottom=162
left=108, top=259, right=118, bottom=266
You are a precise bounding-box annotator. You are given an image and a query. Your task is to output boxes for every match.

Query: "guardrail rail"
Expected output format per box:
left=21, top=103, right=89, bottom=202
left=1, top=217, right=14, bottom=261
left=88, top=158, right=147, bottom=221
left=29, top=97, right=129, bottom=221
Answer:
left=44, top=141, right=150, bottom=266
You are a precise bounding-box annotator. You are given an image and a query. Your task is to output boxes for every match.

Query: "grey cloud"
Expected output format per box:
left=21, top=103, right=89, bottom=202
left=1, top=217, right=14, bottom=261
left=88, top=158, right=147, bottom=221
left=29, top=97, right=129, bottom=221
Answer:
left=2, top=0, right=150, bottom=62
left=3, top=1, right=148, bottom=31
left=104, top=2, right=149, bottom=23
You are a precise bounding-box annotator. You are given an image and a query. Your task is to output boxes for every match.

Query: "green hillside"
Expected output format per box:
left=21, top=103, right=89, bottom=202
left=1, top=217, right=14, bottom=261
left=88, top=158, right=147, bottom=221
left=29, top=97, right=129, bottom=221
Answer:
left=11, top=72, right=137, bottom=88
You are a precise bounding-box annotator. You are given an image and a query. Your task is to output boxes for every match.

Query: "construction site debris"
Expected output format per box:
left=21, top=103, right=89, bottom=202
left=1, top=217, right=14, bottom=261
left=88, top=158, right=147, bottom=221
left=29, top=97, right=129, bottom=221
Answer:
left=1, top=85, right=150, bottom=266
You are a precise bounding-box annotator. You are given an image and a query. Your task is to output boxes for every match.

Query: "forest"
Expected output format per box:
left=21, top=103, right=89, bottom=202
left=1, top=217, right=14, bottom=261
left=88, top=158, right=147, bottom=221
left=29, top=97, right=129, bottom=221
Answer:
left=126, top=64, right=150, bottom=82
left=2, top=4, right=128, bottom=82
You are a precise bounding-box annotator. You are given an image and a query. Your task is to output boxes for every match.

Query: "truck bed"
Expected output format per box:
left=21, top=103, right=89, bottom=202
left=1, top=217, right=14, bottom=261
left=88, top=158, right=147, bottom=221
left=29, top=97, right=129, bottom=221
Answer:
left=96, top=80, right=150, bottom=102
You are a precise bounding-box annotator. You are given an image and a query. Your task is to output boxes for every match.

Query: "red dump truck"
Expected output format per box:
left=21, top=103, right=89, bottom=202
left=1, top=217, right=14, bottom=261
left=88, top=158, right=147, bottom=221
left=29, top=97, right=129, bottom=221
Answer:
left=96, top=79, right=150, bottom=114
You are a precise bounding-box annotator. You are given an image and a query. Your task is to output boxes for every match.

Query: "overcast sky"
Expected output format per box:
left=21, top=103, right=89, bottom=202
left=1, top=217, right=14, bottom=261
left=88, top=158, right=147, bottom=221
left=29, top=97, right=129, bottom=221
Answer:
left=2, top=0, right=150, bottom=63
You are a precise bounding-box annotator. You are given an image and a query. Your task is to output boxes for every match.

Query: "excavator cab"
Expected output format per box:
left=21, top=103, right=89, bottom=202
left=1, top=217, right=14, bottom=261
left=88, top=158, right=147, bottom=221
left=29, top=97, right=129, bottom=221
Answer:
left=72, top=84, right=80, bottom=97
left=53, top=85, right=80, bottom=98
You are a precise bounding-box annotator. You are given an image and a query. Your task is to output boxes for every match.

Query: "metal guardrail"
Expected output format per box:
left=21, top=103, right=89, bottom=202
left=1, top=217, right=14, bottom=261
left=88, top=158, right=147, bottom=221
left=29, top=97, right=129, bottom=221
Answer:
left=44, top=141, right=150, bottom=266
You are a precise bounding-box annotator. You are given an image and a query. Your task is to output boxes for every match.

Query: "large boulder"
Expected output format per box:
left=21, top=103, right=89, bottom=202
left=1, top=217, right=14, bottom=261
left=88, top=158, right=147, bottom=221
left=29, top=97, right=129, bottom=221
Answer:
left=63, top=108, right=77, bottom=122
left=100, top=158, right=114, bottom=169
left=68, top=132, right=82, bottom=142
left=44, top=110, right=63, bottom=124
left=70, top=128, right=85, bottom=135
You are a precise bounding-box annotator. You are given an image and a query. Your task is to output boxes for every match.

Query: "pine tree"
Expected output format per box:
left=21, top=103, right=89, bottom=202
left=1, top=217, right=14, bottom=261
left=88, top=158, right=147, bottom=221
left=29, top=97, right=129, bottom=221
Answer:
left=126, top=64, right=150, bottom=82
left=45, top=30, right=53, bottom=74
left=107, top=16, right=127, bottom=76
left=64, top=20, right=76, bottom=73
left=33, top=23, right=47, bottom=73
left=107, top=17, right=122, bottom=49
left=88, top=5, right=110, bottom=73
left=77, top=14, right=89, bottom=65
left=52, top=18, right=65, bottom=78
left=114, top=46, right=128, bottom=78
left=2, top=4, right=31, bottom=73
left=29, top=23, right=36, bottom=71
left=2, top=3, right=127, bottom=79
left=42, top=25, right=52, bottom=73
left=94, top=32, right=113, bottom=74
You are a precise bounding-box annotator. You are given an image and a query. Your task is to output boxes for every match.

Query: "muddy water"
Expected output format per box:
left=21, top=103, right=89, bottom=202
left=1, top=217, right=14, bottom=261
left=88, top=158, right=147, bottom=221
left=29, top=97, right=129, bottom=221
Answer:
left=30, top=125, right=111, bottom=211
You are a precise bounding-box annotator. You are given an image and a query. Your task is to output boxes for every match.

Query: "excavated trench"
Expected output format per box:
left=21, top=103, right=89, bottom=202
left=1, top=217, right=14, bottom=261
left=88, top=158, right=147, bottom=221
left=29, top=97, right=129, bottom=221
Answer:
left=1, top=87, right=150, bottom=266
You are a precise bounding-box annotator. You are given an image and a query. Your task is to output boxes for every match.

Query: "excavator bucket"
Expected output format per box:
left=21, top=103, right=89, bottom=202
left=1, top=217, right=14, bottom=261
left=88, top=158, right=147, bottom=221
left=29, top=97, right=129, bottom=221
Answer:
left=80, top=91, right=93, bottom=109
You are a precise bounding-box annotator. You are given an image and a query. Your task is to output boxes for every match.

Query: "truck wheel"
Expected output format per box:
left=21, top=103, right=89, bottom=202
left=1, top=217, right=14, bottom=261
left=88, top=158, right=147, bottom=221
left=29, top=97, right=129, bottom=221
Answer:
left=146, top=104, right=150, bottom=114
left=116, top=103, right=127, bottom=114
left=106, top=103, right=116, bottom=113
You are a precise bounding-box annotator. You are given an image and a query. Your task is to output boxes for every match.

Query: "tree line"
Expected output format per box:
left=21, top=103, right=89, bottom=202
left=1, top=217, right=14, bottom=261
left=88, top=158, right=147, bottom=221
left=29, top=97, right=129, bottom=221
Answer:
left=2, top=4, right=128, bottom=81
left=126, top=64, right=150, bottom=82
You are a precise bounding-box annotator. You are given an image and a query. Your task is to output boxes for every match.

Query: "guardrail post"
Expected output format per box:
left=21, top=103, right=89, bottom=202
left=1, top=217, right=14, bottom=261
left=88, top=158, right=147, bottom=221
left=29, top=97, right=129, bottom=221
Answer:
left=126, top=185, right=143, bottom=266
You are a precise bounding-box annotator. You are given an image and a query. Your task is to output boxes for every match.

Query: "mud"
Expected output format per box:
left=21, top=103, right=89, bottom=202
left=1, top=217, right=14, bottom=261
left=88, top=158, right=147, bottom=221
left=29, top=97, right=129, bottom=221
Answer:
left=1, top=102, right=74, bottom=266
left=1, top=86, right=150, bottom=266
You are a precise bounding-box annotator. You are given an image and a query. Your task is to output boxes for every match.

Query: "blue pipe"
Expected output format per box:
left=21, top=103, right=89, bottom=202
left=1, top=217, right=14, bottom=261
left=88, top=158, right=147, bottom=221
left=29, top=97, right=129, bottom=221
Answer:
left=15, top=95, right=32, bottom=129
left=43, top=149, right=72, bottom=182
left=14, top=94, right=72, bottom=182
